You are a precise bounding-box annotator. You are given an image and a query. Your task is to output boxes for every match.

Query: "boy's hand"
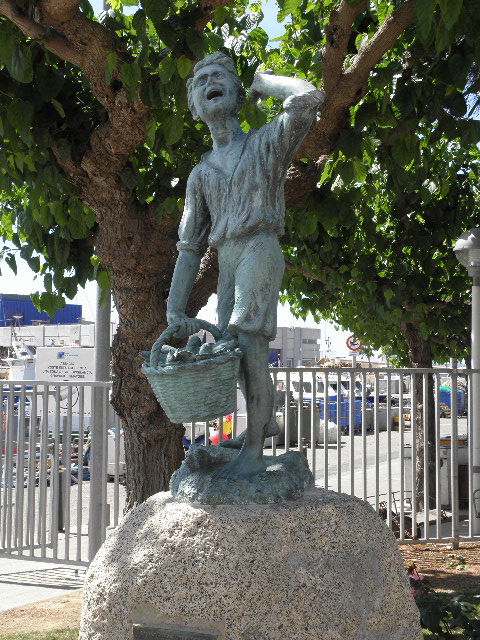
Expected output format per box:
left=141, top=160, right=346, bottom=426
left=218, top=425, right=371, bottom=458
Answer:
left=166, top=312, right=204, bottom=338
left=249, top=69, right=275, bottom=103
left=249, top=70, right=317, bottom=103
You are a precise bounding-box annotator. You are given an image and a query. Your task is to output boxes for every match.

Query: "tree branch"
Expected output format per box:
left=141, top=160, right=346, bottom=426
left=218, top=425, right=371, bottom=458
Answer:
left=186, top=247, right=219, bottom=317
left=39, top=0, right=80, bottom=25
left=346, top=0, right=416, bottom=87
left=286, top=0, right=416, bottom=204
left=0, top=0, right=82, bottom=66
left=323, top=0, right=368, bottom=95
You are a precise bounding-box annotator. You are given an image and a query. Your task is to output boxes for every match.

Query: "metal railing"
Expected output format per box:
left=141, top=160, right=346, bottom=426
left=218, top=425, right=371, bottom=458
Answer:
left=188, top=366, right=480, bottom=544
left=0, top=380, right=124, bottom=566
left=1, top=366, right=479, bottom=566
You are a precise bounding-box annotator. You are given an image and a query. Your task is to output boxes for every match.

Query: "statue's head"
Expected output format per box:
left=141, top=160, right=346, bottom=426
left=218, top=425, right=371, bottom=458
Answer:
left=187, top=52, right=246, bottom=122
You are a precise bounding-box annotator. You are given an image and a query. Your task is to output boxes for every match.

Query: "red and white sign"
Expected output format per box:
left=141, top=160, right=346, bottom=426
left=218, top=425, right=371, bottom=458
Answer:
left=346, top=335, right=363, bottom=351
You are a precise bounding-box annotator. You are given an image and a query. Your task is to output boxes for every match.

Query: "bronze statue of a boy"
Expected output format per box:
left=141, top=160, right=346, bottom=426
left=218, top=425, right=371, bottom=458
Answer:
left=160, top=52, right=324, bottom=480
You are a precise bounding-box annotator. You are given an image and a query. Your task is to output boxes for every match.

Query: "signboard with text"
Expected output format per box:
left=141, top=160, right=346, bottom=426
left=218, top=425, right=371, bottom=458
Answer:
left=35, top=347, right=94, bottom=416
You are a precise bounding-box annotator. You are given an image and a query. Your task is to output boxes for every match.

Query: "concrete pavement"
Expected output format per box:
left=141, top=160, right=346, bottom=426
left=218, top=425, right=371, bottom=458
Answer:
left=0, top=556, right=85, bottom=612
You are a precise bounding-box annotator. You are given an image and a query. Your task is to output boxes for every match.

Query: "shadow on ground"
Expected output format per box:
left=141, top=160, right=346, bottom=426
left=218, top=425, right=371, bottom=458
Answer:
left=0, top=567, right=86, bottom=590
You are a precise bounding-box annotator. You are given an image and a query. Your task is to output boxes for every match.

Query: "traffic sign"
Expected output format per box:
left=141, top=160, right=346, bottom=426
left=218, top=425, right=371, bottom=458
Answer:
left=346, top=335, right=363, bottom=351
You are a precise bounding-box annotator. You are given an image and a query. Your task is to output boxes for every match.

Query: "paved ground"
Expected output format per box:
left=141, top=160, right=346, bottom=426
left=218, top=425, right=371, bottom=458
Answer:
left=0, top=556, right=86, bottom=611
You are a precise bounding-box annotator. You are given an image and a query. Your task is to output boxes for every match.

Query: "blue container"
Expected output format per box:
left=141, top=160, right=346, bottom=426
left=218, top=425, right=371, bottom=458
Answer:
left=0, top=293, right=82, bottom=326
left=439, top=389, right=466, bottom=414
left=317, top=398, right=362, bottom=431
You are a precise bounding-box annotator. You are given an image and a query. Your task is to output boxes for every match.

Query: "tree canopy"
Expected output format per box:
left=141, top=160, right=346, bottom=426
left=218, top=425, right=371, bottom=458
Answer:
left=1, top=0, right=480, bottom=503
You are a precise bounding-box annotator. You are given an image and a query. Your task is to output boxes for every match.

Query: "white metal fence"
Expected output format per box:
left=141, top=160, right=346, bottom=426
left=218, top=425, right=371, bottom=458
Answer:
left=1, top=367, right=479, bottom=566
left=0, top=381, right=124, bottom=566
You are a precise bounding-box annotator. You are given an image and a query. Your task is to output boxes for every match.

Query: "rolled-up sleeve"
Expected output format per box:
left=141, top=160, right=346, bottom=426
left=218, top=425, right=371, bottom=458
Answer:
left=176, top=166, right=210, bottom=255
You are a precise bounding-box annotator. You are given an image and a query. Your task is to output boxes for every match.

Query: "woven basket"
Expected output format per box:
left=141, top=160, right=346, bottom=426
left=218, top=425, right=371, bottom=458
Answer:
left=141, top=319, right=242, bottom=423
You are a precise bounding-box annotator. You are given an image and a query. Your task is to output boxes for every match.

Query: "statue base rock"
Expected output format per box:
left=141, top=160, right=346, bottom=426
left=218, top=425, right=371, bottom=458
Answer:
left=170, top=445, right=313, bottom=504
left=79, top=488, right=423, bottom=640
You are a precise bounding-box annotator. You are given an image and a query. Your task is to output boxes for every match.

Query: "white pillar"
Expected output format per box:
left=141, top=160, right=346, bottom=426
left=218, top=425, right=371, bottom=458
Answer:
left=89, top=285, right=111, bottom=560
left=471, top=280, right=480, bottom=534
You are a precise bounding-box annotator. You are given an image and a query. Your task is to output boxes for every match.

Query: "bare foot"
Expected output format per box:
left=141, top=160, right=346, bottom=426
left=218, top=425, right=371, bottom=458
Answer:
left=219, top=431, right=246, bottom=449
left=219, top=417, right=279, bottom=449
left=212, top=450, right=266, bottom=479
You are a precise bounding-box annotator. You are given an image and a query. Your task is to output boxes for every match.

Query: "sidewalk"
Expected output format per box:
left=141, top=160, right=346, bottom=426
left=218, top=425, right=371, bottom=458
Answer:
left=0, top=555, right=85, bottom=611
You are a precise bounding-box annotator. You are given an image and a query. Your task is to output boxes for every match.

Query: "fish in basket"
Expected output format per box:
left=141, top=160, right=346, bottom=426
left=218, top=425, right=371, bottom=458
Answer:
left=141, top=319, right=242, bottom=424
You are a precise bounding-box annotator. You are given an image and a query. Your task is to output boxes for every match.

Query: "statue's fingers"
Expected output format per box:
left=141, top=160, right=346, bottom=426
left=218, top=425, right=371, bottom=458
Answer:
left=150, top=340, right=162, bottom=367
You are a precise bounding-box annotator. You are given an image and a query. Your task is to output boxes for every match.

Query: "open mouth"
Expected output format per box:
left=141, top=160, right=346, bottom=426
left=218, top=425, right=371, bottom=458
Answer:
left=206, top=88, right=224, bottom=100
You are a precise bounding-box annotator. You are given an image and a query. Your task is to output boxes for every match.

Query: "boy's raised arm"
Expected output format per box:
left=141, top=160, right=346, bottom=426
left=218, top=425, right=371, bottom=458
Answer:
left=249, top=71, right=324, bottom=104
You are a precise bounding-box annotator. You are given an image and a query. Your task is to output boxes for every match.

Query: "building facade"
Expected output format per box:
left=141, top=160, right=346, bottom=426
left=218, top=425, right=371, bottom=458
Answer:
left=269, top=326, right=322, bottom=367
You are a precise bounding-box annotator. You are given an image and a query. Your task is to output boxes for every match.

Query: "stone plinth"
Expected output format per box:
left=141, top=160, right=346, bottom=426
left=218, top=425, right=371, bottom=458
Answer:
left=79, top=488, right=423, bottom=640
left=170, top=445, right=313, bottom=504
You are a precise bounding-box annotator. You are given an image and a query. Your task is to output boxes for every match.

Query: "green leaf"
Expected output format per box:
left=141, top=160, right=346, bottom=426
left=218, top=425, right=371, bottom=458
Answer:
left=120, top=62, right=141, bottom=100
left=97, top=268, right=111, bottom=292
left=0, top=33, right=14, bottom=66
left=435, top=23, right=452, bottom=53
left=383, top=289, right=394, bottom=306
left=146, top=118, right=157, bottom=147
left=54, top=234, right=70, bottom=266
left=162, top=196, right=177, bottom=217
left=120, top=166, right=140, bottom=189
left=27, top=255, right=41, bottom=273
left=44, top=272, right=53, bottom=293
left=38, top=291, right=66, bottom=317
left=35, top=66, right=64, bottom=100
left=132, top=9, right=147, bottom=37
left=158, top=56, right=176, bottom=83
left=51, top=99, right=66, bottom=118
left=163, top=113, right=184, bottom=145
left=56, top=138, right=71, bottom=162
left=5, top=254, right=17, bottom=275
left=7, top=45, right=33, bottom=83
left=414, top=0, right=437, bottom=43
left=185, top=30, right=205, bottom=58
left=105, top=51, right=118, bottom=85
left=213, top=6, right=227, bottom=23
left=278, top=0, right=302, bottom=22
left=7, top=98, right=33, bottom=132
left=241, top=102, right=268, bottom=129
left=298, top=212, right=317, bottom=237
left=248, top=27, right=269, bottom=49
left=438, top=0, right=462, bottom=30
left=141, top=0, right=169, bottom=37
left=337, top=129, right=362, bottom=158
left=392, top=134, right=417, bottom=167
left=176, top=55, right=192, bottom=79
left=352, top=158, right=367, bottom=183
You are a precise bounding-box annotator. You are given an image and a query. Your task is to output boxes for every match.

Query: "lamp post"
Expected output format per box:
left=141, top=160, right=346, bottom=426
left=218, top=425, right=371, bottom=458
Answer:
left=454, top=228, right=480, bottom=534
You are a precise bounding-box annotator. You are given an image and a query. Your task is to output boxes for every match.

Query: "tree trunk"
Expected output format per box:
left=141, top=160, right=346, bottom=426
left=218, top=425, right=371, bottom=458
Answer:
left=401, top=322, right=436, bottom=513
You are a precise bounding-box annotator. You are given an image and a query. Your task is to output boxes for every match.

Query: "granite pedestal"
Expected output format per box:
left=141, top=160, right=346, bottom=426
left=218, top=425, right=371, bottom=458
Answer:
left=79, top=488, right=422, bottom=640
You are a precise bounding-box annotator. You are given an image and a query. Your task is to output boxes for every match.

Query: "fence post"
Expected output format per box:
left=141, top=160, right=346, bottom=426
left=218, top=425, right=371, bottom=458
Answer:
left=58, top=470, right=65, bottom=532
left=471, top=279, right=480, bottom=535
left=88, top=286, right=111, bottom=561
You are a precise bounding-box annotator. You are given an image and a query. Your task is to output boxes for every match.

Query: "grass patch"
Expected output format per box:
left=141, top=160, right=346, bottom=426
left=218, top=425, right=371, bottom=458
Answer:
left=0, top=629, right=78, bottom=640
